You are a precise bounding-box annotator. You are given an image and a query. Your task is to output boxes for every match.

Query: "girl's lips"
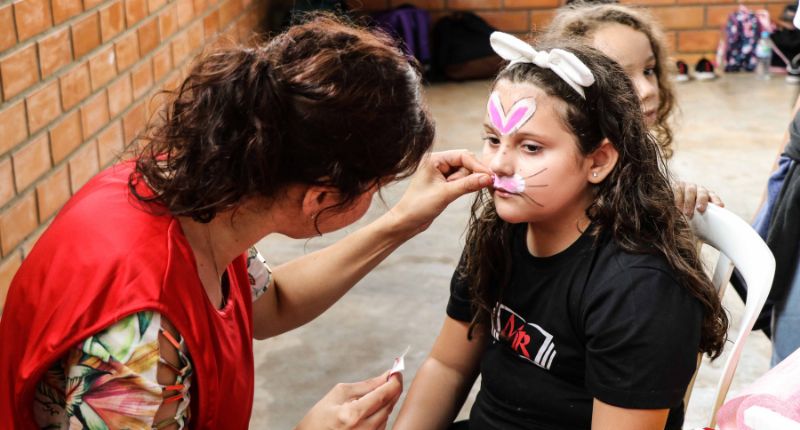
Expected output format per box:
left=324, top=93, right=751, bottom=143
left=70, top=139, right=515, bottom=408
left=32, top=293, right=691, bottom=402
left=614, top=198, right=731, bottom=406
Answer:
left=494, top=189, right=514, bottom=198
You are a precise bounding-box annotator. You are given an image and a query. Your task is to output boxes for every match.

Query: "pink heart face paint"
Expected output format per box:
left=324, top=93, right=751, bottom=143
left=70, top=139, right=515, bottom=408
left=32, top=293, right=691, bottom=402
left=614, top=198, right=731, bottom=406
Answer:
left=487, top=91, right=537, bottom=136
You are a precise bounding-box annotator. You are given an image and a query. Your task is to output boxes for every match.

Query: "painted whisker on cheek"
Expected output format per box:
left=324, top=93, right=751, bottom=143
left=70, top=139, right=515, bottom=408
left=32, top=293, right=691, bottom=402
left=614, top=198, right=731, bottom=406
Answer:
left=519, top=191, right=545, bottom=207
left=523, top=167, right=548, bottom=179
left=526, top=184, right=548, bottom=188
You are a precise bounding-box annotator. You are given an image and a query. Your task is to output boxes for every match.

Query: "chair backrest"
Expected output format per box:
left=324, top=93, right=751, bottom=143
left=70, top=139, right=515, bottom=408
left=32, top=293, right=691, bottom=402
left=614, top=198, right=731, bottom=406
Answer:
left=685, top=204, right=775, bottom=428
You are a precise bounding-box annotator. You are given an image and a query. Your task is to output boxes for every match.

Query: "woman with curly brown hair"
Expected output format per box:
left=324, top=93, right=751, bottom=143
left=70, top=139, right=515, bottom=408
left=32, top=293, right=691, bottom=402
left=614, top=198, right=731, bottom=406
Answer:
left=0, top=16, right=491, bottom=430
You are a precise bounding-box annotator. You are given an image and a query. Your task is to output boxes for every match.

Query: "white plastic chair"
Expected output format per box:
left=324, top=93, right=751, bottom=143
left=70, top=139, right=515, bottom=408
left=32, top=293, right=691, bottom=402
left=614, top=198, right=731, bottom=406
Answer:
left=683, top=204, right=776, bottom=428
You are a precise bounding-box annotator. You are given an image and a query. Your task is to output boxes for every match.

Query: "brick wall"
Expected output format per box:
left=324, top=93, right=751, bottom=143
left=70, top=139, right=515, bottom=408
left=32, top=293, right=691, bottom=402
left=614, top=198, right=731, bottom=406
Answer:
left=0, top=0, right=267, bottom=310
left=349, top=0, right=791, bottom=65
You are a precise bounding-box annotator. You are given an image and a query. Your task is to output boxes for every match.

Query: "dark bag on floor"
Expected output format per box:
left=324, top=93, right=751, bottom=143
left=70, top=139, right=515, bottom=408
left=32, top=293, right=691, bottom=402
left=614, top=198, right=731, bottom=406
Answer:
left=431, top=12, right=503, bottom=81
left=373, top=5, right=432, bottom=68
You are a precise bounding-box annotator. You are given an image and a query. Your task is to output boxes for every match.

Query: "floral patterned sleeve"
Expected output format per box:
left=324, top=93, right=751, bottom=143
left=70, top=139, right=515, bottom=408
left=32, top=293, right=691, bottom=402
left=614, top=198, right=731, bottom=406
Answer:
left=33, top=247, right=268, bottom=429
left=33, top=311, right=192, bottom=429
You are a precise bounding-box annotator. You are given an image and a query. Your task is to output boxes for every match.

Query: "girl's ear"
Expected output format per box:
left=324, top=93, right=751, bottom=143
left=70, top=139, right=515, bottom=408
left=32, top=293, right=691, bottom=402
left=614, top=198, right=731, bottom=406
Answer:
left=587, top=138, right=619, bottom=184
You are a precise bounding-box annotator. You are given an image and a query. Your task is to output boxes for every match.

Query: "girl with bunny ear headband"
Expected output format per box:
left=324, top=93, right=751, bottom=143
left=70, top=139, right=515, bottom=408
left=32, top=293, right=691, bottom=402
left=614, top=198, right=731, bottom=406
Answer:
left=395, top=36, right=727, bottom=430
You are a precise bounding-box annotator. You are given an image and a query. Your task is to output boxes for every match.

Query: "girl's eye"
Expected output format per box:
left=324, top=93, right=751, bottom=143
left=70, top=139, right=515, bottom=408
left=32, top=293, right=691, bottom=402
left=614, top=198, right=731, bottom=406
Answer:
left=644, top=67, right=656, bottom=77
left=522, top=143, right=542, bottom=153
left=483, top=135, right=500, bottom=146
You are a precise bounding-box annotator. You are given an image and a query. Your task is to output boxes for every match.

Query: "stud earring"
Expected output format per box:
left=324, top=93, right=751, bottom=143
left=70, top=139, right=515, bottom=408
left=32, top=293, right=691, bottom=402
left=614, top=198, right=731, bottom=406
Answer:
left=592, top=172, right=598, bottom=178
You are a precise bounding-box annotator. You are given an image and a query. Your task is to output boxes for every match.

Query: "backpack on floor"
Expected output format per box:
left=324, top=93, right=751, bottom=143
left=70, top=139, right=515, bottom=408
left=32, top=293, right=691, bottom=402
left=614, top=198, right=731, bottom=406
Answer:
left=718, top=6, right=764, bottom=72
left=431, top=12, right=503, bottom=81
left=373, top=5, right=432, bottom=70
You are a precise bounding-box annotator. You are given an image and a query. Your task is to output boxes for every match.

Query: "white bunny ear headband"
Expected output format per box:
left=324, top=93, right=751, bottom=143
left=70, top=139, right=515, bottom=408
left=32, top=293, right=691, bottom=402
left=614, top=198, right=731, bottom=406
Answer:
left=489, top=31, right=595, bottom=99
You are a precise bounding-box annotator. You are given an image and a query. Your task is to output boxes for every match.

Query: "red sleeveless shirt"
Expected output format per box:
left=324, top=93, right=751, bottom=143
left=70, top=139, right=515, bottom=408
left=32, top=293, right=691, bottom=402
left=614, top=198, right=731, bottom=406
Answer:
left=0, top=162, right=255, bottom=428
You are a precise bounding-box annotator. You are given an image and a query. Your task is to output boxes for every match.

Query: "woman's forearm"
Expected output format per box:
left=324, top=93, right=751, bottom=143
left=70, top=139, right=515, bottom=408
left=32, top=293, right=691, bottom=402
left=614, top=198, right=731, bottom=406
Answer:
left=253, top=211, right=415, bottom=339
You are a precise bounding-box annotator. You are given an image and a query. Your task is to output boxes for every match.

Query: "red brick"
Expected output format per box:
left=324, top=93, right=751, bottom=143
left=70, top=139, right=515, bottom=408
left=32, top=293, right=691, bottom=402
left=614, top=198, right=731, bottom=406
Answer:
left=68, top=142, right=100, bottom=192
left=159, top=4, right=178, bottom=41
left=107, top=74, right=132, bottom=117
left=706, top=5, right=740, bottom=27
left=203, top=10, right=219, bottom=39
left=52, top=0, right=83, bottom=24
left=0, top=5, right=17, bottom=52
left=115, top=31, right=140, bottom=71
left=0, top=193, right=38, bottom=256
left=125, top=0, right=149, bottom=26
left=0, top=101, right=28, bottom=156
left=88, top=46, right=117, bottom=90
left=49, top=110, right=83, bottom=163
left=81, top=91, right=110, bottom=139
left=36, top=165, right=71, bottom=221
left=130, top=61, right=152, bottom=100
left=220, top=0, right=242, bottom=27
left=25, top=81, right=62, bottom=132
left=149, top=0, right=168, bottom=12
left=11, top=134, right=50, bottom=191
left=20, top=219, right=46, bottom=257
left=84, top=0, right=105, bottom=8
left=13, top=0, right=53, bottom=41
left=96, top=121, right=124, bottom=165
left=678, top=30, right=721, bottom=52
left=477, top=11, right=529, bottom=32
left=152, top=45, right=172, bottom=81
left=171, top=31, right=191, bottom=65
left=192, top=0, right=207, bottom=13
left=37, top=28, right=72, bottom=78
left=59, top=63, right=91, bottom=110
left=650, top=6, right=704, bottom=30
left=188, top=21, right=204, bottom=52
left=0, top=252, right=23, bottom=309
left=448, top=0, right=500, bottom=9
left=504, top=0, right=559, bottom=7
left=530, top=9, right=555, bottom=32
left=99, top=0, right=126, bottom=42
left=176, top=0, right=194, bottom=27
left=138, top=17, right=160, bottom=56
left=0, top=158, right=14, bottom=206
left=71, top=12, right=101, bottom=59
left=0, top=44, right=39, bottom=99
left=677, top=0, right=730, bottom=4
left=122, top=101, right=146, bottom=144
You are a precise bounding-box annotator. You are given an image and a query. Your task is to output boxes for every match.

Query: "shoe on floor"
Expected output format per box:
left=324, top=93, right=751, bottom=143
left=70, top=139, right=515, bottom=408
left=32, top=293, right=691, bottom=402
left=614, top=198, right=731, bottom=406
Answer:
left=695, top=58, right=717, bottom=80
left=675, top=60, right=691, bottom=82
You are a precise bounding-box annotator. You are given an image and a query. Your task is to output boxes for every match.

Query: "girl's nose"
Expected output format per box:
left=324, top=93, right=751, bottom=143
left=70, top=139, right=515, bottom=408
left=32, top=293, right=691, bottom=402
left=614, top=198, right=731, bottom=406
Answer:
left=489, top=145, right=515, bottom=176
left=635, top=76, right=657, bottom=105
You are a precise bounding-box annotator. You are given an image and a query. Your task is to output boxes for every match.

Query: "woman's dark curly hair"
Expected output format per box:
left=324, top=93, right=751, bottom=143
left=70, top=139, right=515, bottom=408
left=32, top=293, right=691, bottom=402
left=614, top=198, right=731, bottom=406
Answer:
left=130, top=14, right=434, bottom=222
left=462, top=41, right=727, bottom=359
left=542, top=2, right=677, bottom=159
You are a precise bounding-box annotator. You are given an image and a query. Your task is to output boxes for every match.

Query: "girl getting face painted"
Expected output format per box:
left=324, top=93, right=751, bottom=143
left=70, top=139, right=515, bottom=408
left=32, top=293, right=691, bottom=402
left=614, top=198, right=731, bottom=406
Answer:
left=395, top=34, right=727, bottom=430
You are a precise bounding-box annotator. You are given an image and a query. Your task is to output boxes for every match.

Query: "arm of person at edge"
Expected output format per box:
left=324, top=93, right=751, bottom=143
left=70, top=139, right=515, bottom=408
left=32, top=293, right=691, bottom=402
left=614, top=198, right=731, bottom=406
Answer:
left=393, top=317, right=486, bottom=430
left=591, top=400, right=669, bottom=430
left=751, top=92, right=800, bottom=218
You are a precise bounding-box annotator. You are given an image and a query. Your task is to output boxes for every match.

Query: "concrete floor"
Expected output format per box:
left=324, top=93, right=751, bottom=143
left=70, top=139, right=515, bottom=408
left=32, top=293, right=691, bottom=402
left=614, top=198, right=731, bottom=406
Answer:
left=249, top=74, right=797, bottom=429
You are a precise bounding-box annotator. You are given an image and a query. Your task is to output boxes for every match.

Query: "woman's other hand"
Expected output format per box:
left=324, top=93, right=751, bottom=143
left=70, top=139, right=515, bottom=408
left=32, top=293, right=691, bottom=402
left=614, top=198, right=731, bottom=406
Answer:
left=673, top=181, right=724, bottom=218
left=296, top=372, right=403, bottom=430
left=390, top=150, right=492, bottom=236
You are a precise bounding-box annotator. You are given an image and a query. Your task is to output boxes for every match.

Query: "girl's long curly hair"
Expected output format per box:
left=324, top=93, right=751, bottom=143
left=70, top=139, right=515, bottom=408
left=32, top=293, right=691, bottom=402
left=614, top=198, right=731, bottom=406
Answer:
left=130, top=14, right=434, bottom=222
left=463, top=41, right=727, bottom=359
left=542, top=2, right=677, bottom=159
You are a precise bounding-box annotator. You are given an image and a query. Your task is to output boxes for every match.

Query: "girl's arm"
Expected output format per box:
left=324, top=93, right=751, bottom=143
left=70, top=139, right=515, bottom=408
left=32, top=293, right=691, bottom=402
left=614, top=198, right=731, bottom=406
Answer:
left=591, top=399, right=668, bottom=430
left=393, top=317, right=487, bottom=430
left=252, top=150, right=492, bottom=340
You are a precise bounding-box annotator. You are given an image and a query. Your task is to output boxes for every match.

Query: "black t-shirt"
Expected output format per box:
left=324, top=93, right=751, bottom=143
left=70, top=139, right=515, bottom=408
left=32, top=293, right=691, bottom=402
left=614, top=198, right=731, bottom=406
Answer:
left=447, top=224, right=704, bottom=430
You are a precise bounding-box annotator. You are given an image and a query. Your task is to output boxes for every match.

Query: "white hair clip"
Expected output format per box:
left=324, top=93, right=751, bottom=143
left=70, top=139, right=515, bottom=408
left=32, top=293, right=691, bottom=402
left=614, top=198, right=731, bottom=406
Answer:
left=489, top=31, right=595, bottom=99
